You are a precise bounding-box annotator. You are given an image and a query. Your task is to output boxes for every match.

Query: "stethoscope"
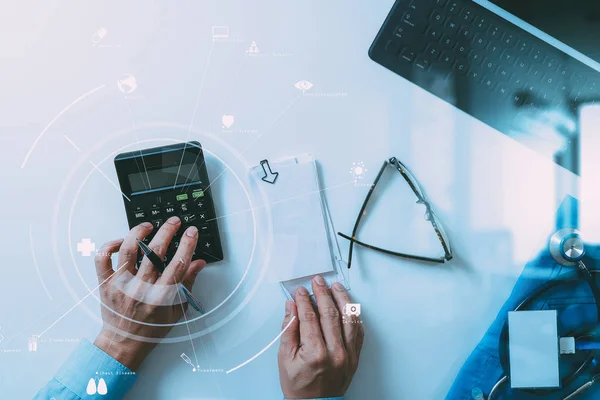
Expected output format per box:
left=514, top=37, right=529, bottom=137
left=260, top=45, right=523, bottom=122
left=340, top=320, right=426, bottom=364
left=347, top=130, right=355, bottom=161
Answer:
left=487, top=229, right=600, bottom=400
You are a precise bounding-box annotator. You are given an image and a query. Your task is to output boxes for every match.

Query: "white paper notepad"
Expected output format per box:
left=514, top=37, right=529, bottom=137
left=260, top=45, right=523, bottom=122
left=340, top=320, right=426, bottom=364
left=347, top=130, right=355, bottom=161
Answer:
left=250, top=155, right=336, bottom=282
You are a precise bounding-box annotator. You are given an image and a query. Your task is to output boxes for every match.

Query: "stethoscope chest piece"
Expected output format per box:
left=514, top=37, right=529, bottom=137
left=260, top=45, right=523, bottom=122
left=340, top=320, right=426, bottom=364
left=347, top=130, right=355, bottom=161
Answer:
left=550, top=228, right=586, bottom=267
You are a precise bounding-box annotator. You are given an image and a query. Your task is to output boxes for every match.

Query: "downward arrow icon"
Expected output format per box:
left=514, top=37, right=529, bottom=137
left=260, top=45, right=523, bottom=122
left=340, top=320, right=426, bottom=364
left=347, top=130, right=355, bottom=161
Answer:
left=260, top=159, right=279, bottom=184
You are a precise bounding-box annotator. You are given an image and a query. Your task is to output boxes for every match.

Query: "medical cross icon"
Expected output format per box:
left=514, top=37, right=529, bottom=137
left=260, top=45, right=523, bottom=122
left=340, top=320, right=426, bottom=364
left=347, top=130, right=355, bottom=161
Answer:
left=77, top=239, right=96, bottom=257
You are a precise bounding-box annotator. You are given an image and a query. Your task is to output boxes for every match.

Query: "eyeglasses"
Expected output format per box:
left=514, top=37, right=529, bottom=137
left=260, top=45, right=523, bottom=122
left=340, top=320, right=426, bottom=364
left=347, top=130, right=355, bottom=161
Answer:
left=338, top=157, right=453, bottom=269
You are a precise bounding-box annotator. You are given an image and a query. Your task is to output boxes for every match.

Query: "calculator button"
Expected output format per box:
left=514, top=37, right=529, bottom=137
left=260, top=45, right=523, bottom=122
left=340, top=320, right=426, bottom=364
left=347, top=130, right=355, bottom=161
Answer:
left=198, top=212, right=207, bottom=221
left=133, top=210, right=146, bottom=219
left=151, top=219, right=163, bottom=230
left=195, top=199, right=206, bottom=209
left=198, top=224, right=210, bottom=234
left=176, top=193, right=189, bottom=201
left=192, top=189, right=205, bottom=199
left=180, top=203, right=190, bottom=212
left=164, top=206, right=176, bottom=216
left=150, top=208, right=161, bottom=217
left=181, top=214, right=196, bottom=224
left=198, top=236, right=213, bottom=250
left=168, top=240, right=180, bottom=255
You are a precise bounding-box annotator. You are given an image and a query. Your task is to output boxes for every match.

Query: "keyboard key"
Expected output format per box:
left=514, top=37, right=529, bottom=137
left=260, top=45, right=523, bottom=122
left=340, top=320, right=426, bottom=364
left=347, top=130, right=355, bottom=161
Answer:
left=512, top=74, right=525, bottom=87
left=517, top=40, right=532, bottom=54
left=444, top=18, right=459, bottom=33
left=486, top=42, right=501, bottom=55
left=395, top=25, right=412, bottom=40
left=440, top=52, right=455, bottom=67
left=586, top=80, right=599, bottom=91
left=544, top=76, right=557, bottom=86
left=545, top=58, right=559, bottom=70
left=573, top=72, right=586, bottom=86
left=454, top=59, right=469, bottom=75
left=401, top=13, right=419, bottom=29
left=431, top=11, right=445, bottom=25
left=407, top=1, right=431, bottom=19
left=467, top=49, right=483, bottom=63
left=426, top=44, right=442, bottom=58
left=441, top=35, right=457, bottom=48
left=530, top=66, right=544, bottom=80
left=399, top=48, right=416, bottom=63
left=180, top=202, right=190, bottom=212
left=473, top=34, right=488, bottom=49
left=150, top=208, right=161, bottom=217
left=497, top=66, right=512, bottom=80
left=482, top=77, right=496, bottom=90
left=558, top=82, right=569, bottom=95
left=515, top=59, right=530, bottom=72
left=488, top=25, right=502, bottom=40
left=415, top=56, right=432, bottom=70
left=434, top=0, right=447, bottom=7
left=455, top=43, right=469, bottom=56
left=474, top=16, right=489, bottom=31
left=524, top=84, right=539, bottom=97
left=447, top=1, right=461, bottom=14
left=497, top=84, right=510, bottom=96
left=501, top=33, right=518, bottom=47
left=539, top=91, right=552, bottom=103
left=513, top=92, right=526, bottom=106
left=530, top=48, right=544, bottom=63
left=482, top=59, right=497, bottom=73
left=425, top=26, right=442, bottom=41
left=458, top=26, right=474, bottom=41
left=133, top=210, right=146, bottom=220
left=468, top=69, right=482, bottom=81
left=558, top=66, right=570, bottom=78
left=499, top=50, right=516, bottom=64
left=460, top=9, right=475, bottom=23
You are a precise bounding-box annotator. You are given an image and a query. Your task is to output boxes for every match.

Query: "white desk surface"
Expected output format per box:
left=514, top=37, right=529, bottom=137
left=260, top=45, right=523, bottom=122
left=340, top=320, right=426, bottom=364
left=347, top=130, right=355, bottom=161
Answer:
left=0, top=0, right=579, bottom=398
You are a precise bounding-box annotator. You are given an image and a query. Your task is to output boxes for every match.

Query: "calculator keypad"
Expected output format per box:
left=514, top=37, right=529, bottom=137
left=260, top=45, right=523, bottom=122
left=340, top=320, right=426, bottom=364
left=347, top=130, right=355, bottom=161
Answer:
left=128, top=186, right=223, bottom=264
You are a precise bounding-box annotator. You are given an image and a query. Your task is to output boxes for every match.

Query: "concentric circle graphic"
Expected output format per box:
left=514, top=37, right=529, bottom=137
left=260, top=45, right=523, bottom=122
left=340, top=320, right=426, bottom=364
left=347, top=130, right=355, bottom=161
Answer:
left=28, top=120, right=274, bottom=343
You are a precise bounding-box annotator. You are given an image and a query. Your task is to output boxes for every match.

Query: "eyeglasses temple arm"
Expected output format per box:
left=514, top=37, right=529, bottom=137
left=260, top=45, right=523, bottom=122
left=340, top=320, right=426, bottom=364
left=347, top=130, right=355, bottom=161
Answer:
left=338, top=232, right=447, bottom=264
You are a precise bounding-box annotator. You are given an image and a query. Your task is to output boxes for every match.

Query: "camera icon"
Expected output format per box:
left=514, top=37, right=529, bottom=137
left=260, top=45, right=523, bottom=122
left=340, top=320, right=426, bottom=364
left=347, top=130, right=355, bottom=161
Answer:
left=344, top=303, right=361, bottom=317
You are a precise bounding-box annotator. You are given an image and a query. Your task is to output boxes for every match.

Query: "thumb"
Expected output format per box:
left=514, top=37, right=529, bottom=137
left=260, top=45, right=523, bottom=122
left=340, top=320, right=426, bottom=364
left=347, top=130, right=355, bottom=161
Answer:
left=278, top=301, right=300, bottom=358
left=182, top=259, right=206, bottom=290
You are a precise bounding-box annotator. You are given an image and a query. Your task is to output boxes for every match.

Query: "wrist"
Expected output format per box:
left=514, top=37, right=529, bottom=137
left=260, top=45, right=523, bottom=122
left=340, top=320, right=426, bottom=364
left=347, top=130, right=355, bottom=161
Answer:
left=94, top=329, right=154, bottom=371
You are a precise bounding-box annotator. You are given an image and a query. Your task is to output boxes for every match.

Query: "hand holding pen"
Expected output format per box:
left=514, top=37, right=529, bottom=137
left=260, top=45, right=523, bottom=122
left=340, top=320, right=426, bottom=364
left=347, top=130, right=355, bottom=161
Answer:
left=92, top=217, right=207, bottom=371
left=136, top=237, right=205, bottom=314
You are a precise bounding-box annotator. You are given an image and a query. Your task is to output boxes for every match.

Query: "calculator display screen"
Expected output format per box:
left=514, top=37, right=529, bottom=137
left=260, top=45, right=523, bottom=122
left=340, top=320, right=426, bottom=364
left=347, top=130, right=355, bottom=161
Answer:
left=128, top=163, right=201, bottom=192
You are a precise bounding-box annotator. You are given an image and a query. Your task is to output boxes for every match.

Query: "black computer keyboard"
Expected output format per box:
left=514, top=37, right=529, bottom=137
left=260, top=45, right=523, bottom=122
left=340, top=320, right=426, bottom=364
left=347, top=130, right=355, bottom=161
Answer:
left=369, top=0, right=600, bottom=174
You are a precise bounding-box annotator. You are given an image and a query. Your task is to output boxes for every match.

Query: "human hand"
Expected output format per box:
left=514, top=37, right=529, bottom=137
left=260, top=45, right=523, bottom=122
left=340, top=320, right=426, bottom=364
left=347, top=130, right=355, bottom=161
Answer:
left=278, top=275, right=364, bottom=399
left=92, top=217, right=206, bottom=370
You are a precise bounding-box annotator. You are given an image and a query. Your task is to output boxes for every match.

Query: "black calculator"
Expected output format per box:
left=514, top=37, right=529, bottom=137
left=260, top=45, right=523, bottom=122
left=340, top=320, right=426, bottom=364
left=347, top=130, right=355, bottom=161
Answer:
left=114, top=141, right=224, bottom=264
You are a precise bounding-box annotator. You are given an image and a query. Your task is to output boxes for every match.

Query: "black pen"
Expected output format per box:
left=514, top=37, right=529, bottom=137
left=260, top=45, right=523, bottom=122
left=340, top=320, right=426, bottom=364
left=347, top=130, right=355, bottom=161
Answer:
left=136, top=238, right=205, bottom=314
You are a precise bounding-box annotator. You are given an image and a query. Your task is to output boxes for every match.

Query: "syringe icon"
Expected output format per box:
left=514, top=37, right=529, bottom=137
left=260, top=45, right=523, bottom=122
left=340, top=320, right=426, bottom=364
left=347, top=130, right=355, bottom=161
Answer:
left=180, top=352, right=199, bottom=372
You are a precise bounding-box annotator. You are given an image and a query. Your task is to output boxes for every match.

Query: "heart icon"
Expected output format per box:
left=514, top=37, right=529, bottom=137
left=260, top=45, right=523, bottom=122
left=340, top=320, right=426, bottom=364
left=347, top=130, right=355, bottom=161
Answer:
left=222, top=115, right=234, bottom=129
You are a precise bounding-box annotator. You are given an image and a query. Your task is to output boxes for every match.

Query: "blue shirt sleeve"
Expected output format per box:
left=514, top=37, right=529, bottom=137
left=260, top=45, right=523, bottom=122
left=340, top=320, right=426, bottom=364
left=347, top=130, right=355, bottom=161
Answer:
left=34, top=339, right=137, bottom=399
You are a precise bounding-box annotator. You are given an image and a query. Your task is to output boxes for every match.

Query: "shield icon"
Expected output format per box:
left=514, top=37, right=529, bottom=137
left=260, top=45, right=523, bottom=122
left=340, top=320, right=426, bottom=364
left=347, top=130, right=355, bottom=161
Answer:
left=222, top=115, right=234, bottom=128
